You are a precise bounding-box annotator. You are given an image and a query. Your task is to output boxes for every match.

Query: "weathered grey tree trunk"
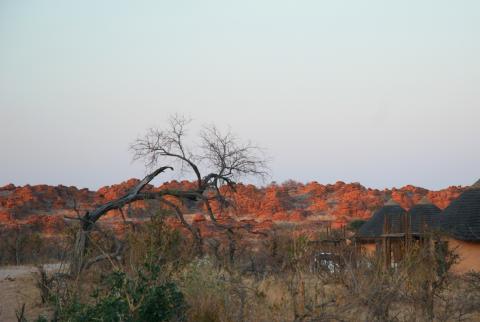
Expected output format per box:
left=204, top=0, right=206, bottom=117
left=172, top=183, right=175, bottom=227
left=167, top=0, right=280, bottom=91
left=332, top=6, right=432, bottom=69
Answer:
left=227, top=228, right=236, bottom=266
left=70, top=217, right=93, bottom=276
left=194, top=227, right=204, bottom=257
left=69, top=166, right=172, bottom=275
left=71, top=227, right=87, bottom=276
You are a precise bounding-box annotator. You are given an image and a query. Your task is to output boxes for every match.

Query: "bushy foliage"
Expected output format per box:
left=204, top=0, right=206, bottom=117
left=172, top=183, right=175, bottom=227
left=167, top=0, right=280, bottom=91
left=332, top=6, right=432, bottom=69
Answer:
left=0, top=226, right=43, bottom=265
left=50, top=212, right=188, bottom=322
left=58, top=266, right=186, bottom=322
left=30, top=216, right=480, bottom=322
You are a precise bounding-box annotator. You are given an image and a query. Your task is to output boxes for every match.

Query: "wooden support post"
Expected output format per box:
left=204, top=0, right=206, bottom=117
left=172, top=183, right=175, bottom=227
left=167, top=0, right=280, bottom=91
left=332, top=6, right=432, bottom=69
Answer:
left=404, top=211, right=411, bottom=252
left=383, top=237, right=391, bottom=269
left=383, top=213, right=392, bottom=269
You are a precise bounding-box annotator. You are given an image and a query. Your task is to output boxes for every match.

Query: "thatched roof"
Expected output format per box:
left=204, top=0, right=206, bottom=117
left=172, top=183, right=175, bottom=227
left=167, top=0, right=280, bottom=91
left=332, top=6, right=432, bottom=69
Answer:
left=407, top=196, right=441, bottom=233
left=439, top=180, right=480, bottom=241
left=356, top=199, right=406, bottom=239
left=471, top=179, right=480, bottom=189
left=385, top=199, right=400, bottom=206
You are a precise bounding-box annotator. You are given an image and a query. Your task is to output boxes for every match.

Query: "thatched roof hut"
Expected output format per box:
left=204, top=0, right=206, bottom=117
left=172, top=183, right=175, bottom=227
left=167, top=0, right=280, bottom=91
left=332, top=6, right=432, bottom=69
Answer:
left=407, top=196, right=441, bottom=233
left=356, top=199, right=406, bottom=240
left=439, top=180, right=480, bottom=241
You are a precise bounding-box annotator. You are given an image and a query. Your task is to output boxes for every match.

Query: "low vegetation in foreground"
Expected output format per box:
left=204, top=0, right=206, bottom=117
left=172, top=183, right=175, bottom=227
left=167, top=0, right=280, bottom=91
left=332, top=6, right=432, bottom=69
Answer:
left=3, top=212, right=479, bottom=322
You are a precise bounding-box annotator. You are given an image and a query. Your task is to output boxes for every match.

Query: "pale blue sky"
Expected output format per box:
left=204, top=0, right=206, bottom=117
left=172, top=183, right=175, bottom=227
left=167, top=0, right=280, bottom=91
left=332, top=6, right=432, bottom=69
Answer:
left=0, top=1, right=479, bottom=190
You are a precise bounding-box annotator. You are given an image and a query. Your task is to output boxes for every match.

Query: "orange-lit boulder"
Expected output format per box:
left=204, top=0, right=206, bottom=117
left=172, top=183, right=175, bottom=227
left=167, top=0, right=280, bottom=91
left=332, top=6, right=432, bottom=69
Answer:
left=192, top=214, right=206, bottom=222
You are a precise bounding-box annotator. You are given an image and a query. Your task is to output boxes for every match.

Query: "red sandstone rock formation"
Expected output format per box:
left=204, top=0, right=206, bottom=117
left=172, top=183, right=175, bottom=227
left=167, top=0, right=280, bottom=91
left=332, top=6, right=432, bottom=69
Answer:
left=192, top=214, right=206, bottom=222
left=0, top=180, right=466, bottom=237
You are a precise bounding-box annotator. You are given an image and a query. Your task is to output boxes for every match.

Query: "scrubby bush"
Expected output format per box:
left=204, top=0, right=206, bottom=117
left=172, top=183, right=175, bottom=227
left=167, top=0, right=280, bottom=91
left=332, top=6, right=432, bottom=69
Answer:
left=32, top=216, right=480, bottom=322
left=57, top=266, right=186, bottom=322
left=43, top=212, right=189, bottom=322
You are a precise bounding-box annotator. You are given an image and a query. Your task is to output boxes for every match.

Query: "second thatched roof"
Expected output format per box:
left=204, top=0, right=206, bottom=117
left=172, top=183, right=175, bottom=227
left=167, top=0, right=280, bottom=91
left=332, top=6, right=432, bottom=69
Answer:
left=439, top=180, right=480, bottom=241
left=356, top=199, right=406, bottom=239
left=407, top=196, right=441, bottom=233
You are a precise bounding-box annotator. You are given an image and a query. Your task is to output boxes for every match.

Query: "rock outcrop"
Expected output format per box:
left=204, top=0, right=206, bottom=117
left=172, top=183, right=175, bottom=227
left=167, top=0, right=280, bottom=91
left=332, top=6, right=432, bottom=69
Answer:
left=0, top=180, right=465, bottom=236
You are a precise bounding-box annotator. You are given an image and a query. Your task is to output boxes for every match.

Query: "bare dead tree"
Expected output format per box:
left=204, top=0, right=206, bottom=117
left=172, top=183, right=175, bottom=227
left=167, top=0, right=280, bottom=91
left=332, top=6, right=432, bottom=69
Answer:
left=70, top=115, right=268, bottom=274
left=131, top=115, right=269, bottom=264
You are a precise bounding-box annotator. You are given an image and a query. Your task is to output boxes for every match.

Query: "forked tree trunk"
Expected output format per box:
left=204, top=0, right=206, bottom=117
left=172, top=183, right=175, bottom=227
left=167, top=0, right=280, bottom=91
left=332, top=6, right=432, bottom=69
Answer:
left=227, top=229, right=236, bottom=265
left=193, top=226, right=204, bottom=257
left=69, top=166, right=172, bottom=275
left=70, top=220, right=92, bottom=276
left=71, top=230, right=86, bottom=276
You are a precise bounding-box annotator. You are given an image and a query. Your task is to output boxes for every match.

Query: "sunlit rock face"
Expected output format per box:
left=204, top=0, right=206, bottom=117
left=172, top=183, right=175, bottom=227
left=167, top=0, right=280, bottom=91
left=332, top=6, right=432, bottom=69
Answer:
left=0, top=180, right=465, bottom=237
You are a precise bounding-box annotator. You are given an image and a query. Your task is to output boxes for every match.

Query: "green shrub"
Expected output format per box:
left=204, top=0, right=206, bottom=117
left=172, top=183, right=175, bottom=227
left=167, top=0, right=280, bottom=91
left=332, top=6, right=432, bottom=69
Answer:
left=58, top=264, right=187, bottom=322
left=60, top=214, right=188, bottom=321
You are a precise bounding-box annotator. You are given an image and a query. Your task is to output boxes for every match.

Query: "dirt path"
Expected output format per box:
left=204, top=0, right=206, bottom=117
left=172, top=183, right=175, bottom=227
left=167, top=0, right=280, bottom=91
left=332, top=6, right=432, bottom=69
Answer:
left=0, top=264, right=63, bottom=321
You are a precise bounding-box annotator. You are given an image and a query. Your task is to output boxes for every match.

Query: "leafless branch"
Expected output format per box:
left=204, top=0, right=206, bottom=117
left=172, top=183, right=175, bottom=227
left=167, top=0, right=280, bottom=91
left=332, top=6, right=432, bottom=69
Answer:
left=130, top=115, right=203, bottom=187
left=85, top=166, right=173, bottom=224
left=200, top=124, right=269, bottom=183
left=83, top=236, right=124, bottom=270
left=74, top=115, right=270, bottom=273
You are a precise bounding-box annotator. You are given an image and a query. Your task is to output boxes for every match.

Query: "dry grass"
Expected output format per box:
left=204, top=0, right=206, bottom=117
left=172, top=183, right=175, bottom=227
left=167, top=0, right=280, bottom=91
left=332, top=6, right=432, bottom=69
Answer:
left=3, top=221, right=480, bottom=322
left=0, top=266, right=53, bottom=321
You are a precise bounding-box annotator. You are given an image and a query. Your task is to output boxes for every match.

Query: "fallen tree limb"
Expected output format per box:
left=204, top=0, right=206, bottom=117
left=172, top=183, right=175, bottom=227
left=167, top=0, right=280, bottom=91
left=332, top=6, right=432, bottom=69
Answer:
left=71, top=166, right=173, bottom=275
left=85, top=166, right=173, bottom=224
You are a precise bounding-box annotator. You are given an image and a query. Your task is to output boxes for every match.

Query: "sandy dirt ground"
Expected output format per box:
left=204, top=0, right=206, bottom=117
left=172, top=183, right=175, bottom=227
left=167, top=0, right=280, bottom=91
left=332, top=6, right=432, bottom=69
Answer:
left=0, top=264, right=62, bottom=321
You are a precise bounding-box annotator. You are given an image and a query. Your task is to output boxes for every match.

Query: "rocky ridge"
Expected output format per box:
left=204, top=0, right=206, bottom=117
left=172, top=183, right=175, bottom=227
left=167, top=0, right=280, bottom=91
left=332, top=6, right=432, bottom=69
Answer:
left=0, top=180, right=465, bottom=237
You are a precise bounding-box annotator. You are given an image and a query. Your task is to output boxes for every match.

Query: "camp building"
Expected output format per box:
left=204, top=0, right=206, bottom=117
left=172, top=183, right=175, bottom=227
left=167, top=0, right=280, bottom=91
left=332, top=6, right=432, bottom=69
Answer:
left=355, top=180, right=480, bottom=272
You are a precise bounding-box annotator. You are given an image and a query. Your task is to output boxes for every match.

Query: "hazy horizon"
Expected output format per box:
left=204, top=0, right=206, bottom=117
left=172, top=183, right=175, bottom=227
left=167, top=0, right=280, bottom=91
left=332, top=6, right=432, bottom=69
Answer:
left=1, top=1, right=479, bottom=190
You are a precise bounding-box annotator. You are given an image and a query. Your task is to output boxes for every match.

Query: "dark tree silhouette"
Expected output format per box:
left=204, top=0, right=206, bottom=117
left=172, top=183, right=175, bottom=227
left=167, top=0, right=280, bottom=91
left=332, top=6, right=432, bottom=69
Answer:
left=71, top=115, right=268, bottom=274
